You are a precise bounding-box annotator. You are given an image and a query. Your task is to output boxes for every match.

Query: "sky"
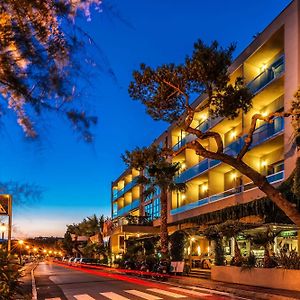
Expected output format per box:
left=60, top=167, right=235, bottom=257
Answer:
left=0, top=0, right=292, bottom=238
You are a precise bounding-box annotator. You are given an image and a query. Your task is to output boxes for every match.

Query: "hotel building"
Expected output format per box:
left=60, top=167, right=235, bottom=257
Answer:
left=109, top=0, right=300, bottom=260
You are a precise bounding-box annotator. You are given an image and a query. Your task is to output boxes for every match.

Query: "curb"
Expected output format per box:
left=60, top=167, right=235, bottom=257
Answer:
left=31, top=263, right=39, bottom=300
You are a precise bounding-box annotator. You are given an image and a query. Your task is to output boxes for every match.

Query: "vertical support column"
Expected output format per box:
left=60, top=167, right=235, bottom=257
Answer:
left=284, top=0, right=300, bottom=176
left=297, top=231, right=300, bottom=253
left=8, top=195, right=12, bottom=253
left=231, top=237, right=235, bottom=257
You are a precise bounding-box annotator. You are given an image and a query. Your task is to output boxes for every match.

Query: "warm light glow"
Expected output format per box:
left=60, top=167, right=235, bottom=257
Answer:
left=261, top=160, right=267, bottom=167
left=208, top=246, right=210, bottom=253
left=0, top=223, right=6, bottom=233
left=26, top=245, right=30, bottom=249
left=201, top=113, right=207, bottom=121
left=191, top=237, right=195, bottom=242
left=43, top=249, right=47, bottom=253
left=54, top=251, right=57, bottom=255
left=261, top=63, right=267, bottom=71
left=18, top=240, right=24, bottom=245
left=33, top=248, right=37, bottom=252
left=197, top=246, right=201, bottom=256
left=230, top=131, right=236, bottom=139
left=181, top=194, right=186, bottom=200
left=231, top=172, right=237, bottom=180
left=201, top=184, right=208, bottom=192
left=261, top=111, right=268, bottom=117
left=181, top=162, right=186, bottom=170
left=187, top=246, right=191, bottom=255
left=49, top=250, right=53, bottom=254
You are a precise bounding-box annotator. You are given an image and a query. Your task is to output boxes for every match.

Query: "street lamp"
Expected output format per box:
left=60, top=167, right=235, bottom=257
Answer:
left=18, top=240, right=24, bottom=265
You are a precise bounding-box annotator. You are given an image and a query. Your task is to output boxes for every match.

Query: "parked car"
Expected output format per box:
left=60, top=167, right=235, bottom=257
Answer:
left=72, top=257, right=81, bottom=264
left=68, top=257, right=75, bottom=265
left=79, top=258, right=99, bottom=265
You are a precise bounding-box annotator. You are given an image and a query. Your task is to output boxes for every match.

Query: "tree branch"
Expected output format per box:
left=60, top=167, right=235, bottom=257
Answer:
left=237, top=111, right=292, bottom=160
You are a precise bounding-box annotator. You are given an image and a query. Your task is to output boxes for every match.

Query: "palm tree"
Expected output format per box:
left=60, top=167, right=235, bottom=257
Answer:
left=123, top=145, right=186, bottom=258
left=80, top=214, right=105, bottom=244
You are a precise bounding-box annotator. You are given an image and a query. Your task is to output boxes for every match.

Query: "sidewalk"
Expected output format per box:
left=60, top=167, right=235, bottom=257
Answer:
left=20, top=262, right=39, bottom=298
left=168, top=275, right=300, bottom=300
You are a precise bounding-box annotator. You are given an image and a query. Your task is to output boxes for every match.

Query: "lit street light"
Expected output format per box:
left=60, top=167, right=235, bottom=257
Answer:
left=18, top=240, right=24, bottom=265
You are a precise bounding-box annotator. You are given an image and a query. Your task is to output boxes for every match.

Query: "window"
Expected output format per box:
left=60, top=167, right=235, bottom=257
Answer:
left=145, top=198, right=161, bottom=220
left=113, top=203, right=118, bottom=218
left=153, top=198, right=161, bottom=219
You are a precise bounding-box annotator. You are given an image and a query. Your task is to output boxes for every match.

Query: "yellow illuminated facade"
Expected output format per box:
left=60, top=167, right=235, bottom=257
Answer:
left=111, top=1, right=300, bottom=256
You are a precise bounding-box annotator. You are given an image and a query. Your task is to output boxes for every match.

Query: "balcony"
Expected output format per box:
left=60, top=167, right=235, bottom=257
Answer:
left=251, top=116, right=284, bottom=147
left=116, top=199, right=140, bottom=217
left=113, top=177, right=138, bottom=200
left=172, top=116, right=223, bottom=151
left=175, top=160, right=209, bottom=183
left=247, top=55, right=284, bottom=94
left=171, top=170, right=284, bottom=215
left=175, top=117, right=284, bottom=183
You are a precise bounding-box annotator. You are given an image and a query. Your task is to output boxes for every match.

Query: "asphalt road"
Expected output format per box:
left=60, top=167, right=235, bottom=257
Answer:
left=33, top=262, right=246, bottom=300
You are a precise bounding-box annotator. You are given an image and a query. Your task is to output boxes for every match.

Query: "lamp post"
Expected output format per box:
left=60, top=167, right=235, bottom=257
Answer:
left=18, top=240, right=24, bottom=265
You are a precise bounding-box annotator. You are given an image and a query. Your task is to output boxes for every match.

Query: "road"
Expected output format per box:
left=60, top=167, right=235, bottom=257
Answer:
left=33, top=261, right=246, bottom=300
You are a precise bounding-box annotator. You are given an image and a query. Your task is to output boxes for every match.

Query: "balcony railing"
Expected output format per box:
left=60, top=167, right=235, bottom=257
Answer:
left=247, top=55, right=284, bottom=94
left=171, top=170, right=284, bottom=215
left=116, top=199, right=140, bottom=217
left=172, top=116, right=223, bottom=151
left=175, top=160, right=209, bottom=183
left=116, top=215, right=152, bottom=226
left=172, top=56, right=284, bottom=153
left=113, top=177, right=138, bottom=200
left=251, top=117, right=284, bottom=147
left=175, top=117, right=284, bottom=183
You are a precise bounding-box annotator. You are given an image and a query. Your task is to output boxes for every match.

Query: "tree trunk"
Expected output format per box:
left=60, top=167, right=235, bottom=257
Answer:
left=160, top=187, right=169, bottom=258
left=233, top=237, right=242, bottom=265
left=191, top=143, right=300, bottom=226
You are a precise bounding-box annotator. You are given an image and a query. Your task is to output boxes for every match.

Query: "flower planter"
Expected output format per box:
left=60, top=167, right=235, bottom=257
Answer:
left=211, top=266, right=300, bottom=292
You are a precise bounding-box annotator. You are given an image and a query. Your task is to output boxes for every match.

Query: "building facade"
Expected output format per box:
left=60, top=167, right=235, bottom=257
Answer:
left=110, top=1, right=300, bottom=260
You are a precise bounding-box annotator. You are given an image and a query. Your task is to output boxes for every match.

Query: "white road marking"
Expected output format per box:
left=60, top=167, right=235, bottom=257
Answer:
left=188, top=285, right=230, bottom=295
left=170, top=287, right=212, bottom=297
left=147, top=288, right=186, bottom=298
left=125, top=289, right=162, bottom=300
left=74, top=295, right=95, bottom=300
left=100, top=292, right=131, bottom=300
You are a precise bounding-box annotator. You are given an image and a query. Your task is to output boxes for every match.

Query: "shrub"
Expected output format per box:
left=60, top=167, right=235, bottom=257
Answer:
left=277, top=250, right=300, bottom=269
left=0, top=250, right=25, bottom=300
left=241, top=252, right=256, bottom=270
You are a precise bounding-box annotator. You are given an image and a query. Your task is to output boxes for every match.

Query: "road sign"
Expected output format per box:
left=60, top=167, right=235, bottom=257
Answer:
left=0, top=195, right=9, bottom=215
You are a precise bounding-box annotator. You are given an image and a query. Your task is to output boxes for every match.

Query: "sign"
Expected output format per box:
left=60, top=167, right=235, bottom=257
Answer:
left=279, top=230, right=297, bottom=238
left=0, top=195, right=10, bottom=216
left=170, top=261, right=185, bottom=273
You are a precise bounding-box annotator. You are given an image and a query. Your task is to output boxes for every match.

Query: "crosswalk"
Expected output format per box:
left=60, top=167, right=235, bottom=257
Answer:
left=44, top=286, right=214, bottom=299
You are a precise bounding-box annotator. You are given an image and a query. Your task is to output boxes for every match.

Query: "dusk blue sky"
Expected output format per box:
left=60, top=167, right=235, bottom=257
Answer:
left=0, top=0, right=292, bottom=238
